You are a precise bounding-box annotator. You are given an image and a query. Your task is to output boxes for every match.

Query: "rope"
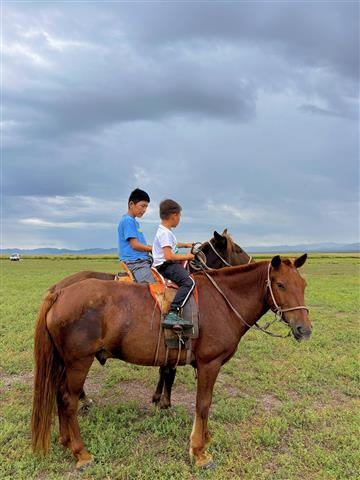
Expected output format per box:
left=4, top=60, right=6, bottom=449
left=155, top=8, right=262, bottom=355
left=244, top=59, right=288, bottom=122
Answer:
left=200, top=262, right=309, bottom=339
left=207, top=240, right=232, bottom=266
left=265, top=263, right=309, bottom=318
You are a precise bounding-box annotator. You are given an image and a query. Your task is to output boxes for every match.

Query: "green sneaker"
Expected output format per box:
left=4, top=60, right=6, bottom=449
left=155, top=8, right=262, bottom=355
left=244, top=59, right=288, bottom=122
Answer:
left=162, top=311, right=193, bottom=332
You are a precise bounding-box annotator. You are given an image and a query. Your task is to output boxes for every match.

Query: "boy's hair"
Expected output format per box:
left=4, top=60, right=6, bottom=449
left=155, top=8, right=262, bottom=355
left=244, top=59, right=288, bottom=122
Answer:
left=128, top=188, right=150, bottom=204
left=159, top=199, right=182, bottom=220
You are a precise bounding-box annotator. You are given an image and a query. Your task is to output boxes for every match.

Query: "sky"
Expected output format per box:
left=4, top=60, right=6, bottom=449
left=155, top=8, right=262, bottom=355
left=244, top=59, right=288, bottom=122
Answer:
left=2, top=1, right=359, bottom=249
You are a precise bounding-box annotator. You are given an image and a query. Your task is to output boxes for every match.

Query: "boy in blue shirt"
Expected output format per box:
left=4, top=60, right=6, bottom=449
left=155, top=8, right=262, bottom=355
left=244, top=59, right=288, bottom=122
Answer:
left=118, top=188, right=155, bottom=283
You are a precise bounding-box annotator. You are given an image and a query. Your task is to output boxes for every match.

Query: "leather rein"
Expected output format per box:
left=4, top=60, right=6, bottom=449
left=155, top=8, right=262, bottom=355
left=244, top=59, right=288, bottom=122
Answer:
left=190, top=239, right=252, bottom=271
left=197, top=261, right=309, bottom=339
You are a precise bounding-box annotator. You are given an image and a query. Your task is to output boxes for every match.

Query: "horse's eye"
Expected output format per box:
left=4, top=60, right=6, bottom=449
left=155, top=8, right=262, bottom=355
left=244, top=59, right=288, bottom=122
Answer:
left=277, top=282, right=285, bottom=289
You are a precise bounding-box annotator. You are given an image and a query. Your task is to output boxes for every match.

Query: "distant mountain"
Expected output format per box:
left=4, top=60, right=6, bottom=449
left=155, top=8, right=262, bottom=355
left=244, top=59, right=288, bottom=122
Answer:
left=1, top=243, right=359, bottom=255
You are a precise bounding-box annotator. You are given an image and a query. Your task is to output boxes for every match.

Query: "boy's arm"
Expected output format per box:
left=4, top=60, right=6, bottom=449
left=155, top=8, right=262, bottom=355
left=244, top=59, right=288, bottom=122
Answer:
left=177, top=242, right=193, bottom=249
left=129, top=238, right=152, bottom=253
left=162, top=246, right=194, bottom=262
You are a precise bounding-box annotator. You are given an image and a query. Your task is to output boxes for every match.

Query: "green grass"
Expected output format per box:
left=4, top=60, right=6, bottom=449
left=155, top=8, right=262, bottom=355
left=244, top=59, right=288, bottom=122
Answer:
left=0, top=255, right=359, bottom=479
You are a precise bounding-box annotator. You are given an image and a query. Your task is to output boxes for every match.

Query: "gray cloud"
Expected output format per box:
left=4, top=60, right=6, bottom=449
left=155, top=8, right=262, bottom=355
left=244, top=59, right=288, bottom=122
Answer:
left=3, top=1, right=359, bottom=249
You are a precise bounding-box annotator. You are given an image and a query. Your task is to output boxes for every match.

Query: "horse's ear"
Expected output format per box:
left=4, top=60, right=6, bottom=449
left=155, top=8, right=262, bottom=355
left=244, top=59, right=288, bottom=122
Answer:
left=294, top=253, right=307, bottom=269
left=214, top=231, right=227, bottom=245
left=222, top=228, right=228, bottom=235
left=271, top=255, right=281, bottom=269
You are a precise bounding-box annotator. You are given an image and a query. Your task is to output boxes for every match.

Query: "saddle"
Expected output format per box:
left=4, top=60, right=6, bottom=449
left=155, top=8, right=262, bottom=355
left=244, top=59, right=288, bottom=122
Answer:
left=115, top=262, right=199, bottom=361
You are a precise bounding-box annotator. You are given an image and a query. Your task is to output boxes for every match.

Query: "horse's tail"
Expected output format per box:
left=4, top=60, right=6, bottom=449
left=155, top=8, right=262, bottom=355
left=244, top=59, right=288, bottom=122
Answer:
left=31, top=291, right=64, bottom=454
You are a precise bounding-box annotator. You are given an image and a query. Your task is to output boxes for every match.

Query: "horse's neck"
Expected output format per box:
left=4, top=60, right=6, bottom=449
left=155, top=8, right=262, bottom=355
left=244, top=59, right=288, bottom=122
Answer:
left=206, top=262, right=270, bottom=328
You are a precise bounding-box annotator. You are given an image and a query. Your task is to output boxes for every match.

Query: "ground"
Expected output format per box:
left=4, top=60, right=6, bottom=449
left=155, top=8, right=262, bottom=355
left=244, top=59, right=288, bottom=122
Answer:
left=0, top=254, right=359, bottom=479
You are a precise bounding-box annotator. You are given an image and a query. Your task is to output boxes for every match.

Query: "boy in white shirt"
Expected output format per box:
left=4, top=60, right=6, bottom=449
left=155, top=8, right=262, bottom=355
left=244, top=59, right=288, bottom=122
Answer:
left=153, top=199, right=195, bottom=332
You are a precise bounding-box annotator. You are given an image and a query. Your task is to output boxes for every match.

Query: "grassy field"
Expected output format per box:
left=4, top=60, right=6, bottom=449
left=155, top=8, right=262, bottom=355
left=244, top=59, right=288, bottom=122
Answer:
left=0, top=254, right=359, bottom=479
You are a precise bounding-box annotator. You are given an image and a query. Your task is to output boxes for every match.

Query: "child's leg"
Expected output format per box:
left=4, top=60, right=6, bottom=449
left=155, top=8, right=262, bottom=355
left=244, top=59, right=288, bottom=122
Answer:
left=157, top=262, right=195, bottom=310
left=126, top=259, right=156, bottom=283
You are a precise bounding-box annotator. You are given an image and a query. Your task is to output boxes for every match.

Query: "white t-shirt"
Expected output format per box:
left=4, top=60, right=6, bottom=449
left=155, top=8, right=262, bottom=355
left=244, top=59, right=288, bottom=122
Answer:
left=152, top=224, right=177, bottom=267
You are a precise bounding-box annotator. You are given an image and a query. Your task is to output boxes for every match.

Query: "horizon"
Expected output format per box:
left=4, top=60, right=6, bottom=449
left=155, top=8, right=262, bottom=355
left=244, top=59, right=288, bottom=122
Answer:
left=2, top=240, right=359, bottom=254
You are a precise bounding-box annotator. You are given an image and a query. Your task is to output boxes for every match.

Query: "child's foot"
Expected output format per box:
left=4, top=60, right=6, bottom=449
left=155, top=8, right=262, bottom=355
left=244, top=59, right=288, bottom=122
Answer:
left=162, top=311, right=193, bottom=332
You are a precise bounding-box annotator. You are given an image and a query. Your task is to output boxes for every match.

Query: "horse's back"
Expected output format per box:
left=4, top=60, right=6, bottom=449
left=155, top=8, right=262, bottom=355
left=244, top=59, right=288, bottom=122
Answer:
left=50, top=270, right=115, bottom=292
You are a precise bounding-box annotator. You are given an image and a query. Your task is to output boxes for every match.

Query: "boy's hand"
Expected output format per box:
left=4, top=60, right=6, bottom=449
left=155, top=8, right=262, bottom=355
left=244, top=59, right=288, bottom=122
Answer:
left=191, top=242, right=202, bottom=254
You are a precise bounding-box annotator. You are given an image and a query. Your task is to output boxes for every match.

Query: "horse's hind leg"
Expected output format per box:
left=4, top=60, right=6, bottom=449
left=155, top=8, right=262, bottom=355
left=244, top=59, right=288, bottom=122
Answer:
left=57, top=385, right=71, bottom=449
left=158, top=367, right=176, bottom=409
left=61, top=356, right=94, bottom=469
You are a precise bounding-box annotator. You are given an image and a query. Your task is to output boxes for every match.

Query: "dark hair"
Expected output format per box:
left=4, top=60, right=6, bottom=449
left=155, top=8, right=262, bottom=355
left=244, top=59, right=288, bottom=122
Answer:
left=128, top=188, right=150, bottom=204
left=159, top=199, right=182, bottom=219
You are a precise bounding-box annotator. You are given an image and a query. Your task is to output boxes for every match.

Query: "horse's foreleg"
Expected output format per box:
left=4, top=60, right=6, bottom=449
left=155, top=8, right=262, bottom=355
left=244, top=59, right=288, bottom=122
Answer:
left=152, top=366, right=165, bottom=405
left=158, top=367, right=176, bottom=409
left=63, top=357, right=94, bottom=470
left=190, top=360, right=221, bottom=468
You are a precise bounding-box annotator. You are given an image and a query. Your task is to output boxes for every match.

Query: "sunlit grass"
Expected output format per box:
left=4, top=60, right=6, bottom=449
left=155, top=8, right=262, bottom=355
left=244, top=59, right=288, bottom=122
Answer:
left=0, top=255, right=359, bottom=479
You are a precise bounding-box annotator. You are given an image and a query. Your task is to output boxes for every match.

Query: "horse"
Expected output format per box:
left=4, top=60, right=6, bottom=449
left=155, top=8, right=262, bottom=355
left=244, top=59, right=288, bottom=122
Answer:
left=32, top=254, right=311, bottom=470
left=49, top=229, right=253, bottom=409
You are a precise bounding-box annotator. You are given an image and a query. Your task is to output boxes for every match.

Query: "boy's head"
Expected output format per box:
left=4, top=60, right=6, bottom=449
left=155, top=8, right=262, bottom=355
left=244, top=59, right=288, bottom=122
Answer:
left=159, top=199, right=182, bottom=227
left=128, top=188, right=150, bottom=218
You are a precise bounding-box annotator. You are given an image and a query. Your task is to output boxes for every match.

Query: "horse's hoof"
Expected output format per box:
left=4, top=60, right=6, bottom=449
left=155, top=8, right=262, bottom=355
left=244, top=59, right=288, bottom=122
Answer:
left=152, top=394, right=161, bottom=404
left=193, top=452, right=214, bottom=469
left=79, top=398, right=95, bottom=415
left=76, top=454, right=93, bottom=471
left=158, top=395, right=171, bottom=409
left=201, top=460, right=216, bottom=470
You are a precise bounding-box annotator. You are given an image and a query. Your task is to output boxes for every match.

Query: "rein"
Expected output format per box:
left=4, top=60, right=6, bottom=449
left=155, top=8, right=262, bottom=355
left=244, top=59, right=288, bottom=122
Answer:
left=207, top=240, right=232, bottom=266
left=190, top=239, right=252, bottom=271
left=200, top=262, right=309, bottom=339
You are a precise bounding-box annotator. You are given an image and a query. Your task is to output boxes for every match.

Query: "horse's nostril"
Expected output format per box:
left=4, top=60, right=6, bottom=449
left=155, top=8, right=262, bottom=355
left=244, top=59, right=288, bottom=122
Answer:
left=296, top=325, right=311, bottom=336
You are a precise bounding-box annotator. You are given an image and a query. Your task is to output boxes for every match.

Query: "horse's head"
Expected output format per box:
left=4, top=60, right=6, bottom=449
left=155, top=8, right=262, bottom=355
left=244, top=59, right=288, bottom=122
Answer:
left=267, top=254, right=312, bottom=341
left=199, top=229, right=252, bottom=268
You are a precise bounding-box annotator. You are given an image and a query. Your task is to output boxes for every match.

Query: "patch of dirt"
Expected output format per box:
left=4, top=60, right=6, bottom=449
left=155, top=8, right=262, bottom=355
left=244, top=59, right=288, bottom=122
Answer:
left=82, top=377, right=196, bottom=413
left=258, top=393, right=282, bottom=413
left=0, top=371, right=33, bottom=389
left=168, top=383, right=196, bottom=412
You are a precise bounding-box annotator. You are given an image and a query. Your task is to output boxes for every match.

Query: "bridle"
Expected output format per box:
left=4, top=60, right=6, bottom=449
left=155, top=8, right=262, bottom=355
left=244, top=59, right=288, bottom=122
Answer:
left=198, top=261, right=309, bottom=339
left=191, top=238, right=252, bottom=270
left=265, top=263, right=309, bottom=322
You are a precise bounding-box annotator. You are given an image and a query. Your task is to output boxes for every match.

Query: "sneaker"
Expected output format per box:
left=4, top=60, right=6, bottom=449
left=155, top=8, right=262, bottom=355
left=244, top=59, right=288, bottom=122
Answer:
left=162, top=311, right=193, bottom=332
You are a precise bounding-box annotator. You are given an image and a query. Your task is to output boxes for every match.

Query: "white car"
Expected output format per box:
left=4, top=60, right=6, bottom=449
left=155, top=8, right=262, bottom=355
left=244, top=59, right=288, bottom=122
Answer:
left=10, top=253, right=21, bottom=261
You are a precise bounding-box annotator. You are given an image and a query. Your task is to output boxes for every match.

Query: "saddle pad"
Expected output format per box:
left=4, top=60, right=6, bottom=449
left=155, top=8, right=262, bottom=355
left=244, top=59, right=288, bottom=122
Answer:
left=115, top=262, right=135, bottom=283
left=149, top=274, right=199, bottom=315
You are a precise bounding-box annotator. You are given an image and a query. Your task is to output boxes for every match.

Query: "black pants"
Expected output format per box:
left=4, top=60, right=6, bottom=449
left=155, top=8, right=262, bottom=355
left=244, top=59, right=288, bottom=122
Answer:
left=156, top=261, right=195, bottom=310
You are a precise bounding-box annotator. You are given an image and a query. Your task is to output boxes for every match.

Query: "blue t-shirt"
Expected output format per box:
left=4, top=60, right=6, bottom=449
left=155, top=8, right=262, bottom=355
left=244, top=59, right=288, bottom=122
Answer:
left=118, top=214, right=149, bottom=261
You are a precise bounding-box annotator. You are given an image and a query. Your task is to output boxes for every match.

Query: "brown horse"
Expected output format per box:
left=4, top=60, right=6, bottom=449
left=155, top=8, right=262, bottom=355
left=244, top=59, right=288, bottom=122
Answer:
left=49, top=230, right=252, bottom=409
left=32, top=254, right=311, bottom=470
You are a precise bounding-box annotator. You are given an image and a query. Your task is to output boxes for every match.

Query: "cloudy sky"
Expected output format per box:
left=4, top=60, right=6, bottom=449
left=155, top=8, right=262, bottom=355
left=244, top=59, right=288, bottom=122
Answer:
left=2, top=1, right=359, bottom=249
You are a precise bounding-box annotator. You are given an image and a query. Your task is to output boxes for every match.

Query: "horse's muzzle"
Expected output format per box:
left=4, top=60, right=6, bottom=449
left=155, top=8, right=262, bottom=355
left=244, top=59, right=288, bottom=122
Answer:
left=292, top=323, right=312, bottom=341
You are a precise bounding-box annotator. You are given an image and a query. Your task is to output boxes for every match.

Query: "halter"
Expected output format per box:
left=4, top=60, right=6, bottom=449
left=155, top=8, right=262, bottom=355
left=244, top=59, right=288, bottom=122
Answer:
left=265, top=263, right=309, bottom=321
left=199, top=262, right=309, bottom=339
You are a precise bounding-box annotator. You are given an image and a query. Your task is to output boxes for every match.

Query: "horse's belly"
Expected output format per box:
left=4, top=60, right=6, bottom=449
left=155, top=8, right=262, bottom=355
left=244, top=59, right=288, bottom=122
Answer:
left=107, top=329, right=190, bottom=367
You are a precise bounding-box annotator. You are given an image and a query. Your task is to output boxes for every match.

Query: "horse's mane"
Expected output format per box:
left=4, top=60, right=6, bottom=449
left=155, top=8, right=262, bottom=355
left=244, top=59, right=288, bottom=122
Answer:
left=222, top=230, right=236, bottom=257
